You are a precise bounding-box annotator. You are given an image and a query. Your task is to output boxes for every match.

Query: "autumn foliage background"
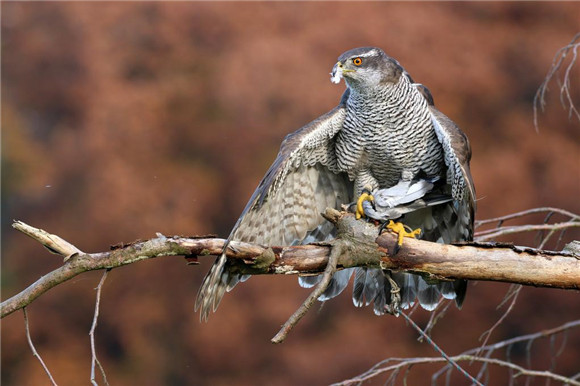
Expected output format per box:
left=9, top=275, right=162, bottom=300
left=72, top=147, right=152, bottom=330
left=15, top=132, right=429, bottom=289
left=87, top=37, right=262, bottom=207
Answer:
left=2, top=3, right=579, bottom=385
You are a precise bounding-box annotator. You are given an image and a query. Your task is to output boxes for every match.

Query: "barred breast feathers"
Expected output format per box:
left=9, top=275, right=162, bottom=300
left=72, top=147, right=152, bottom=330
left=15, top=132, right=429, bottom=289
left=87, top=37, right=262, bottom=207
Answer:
left=337, top=71, right=444, bottom=187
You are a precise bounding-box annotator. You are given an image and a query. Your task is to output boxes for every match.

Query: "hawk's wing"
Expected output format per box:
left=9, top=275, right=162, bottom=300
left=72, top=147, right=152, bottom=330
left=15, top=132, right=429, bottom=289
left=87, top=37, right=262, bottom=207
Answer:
left=418, top=104, right=475, bottom=309
left=196, top=91, right=353, bottom=321
left=417, top=82, right=476, bottom=236
left=429, top=105, right=476, bottom=239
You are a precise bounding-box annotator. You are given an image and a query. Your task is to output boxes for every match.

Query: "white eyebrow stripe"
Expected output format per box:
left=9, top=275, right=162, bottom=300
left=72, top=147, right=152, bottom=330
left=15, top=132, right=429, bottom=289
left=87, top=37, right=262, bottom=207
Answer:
left=354, top=49, right=379, bottom=58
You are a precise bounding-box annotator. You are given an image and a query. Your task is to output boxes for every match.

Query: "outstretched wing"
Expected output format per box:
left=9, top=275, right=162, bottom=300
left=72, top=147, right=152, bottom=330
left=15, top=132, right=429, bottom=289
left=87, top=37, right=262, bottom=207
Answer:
left=231, top=97, right=353, bottom=246
left=196, top=91, right=354, bottom=321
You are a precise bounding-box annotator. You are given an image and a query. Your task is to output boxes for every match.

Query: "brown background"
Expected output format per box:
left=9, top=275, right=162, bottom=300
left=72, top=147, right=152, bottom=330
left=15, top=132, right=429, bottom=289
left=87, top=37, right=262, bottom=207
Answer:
left=2, top=2, right=579, bottom=385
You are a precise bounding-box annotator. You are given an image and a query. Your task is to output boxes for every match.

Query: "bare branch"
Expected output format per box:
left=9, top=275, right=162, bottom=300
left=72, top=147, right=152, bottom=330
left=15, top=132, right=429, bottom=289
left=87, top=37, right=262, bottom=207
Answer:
left=3, top=212, right=579, bottom=319
left=13, top=221, right=83, bottom=261
left=474, top=207, right=580, bottom=228
left=433, top=319, right=580, bottom=385
left=23, top=308, right=58, bottom=386
left=474, top=207, right=579, bottom=257
left=401, top=312, right=482, bottom=386
left=271, top=241, right=343, bottom=344
left=474, top=222, right=580, bottom=241
left=336, top=354, right=580, bottom=386
left=473, top=319, right=580, bottom=360
left=474, top=285, right=522, bottom=381
left=477, top=284, right=522, bottom=352
left=533, top=33, right=580, bottom=130
left=421, top=299, right=452, bottom=339
left=90, top=270, right=110, bottom=386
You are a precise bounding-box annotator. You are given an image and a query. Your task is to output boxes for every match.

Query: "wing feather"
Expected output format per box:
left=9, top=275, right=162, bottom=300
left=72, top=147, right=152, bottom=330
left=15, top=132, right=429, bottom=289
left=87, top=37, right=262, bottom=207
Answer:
left=427, top=104, right=476, bottom=309
left=430, top=106, right=476, bottom=213
left=196, top=92, right=353, bottom=320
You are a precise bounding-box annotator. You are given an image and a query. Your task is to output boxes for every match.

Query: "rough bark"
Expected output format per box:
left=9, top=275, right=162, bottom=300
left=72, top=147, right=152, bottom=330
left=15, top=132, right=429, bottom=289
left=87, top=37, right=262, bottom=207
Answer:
left=2, top=210, right=578, bottom=319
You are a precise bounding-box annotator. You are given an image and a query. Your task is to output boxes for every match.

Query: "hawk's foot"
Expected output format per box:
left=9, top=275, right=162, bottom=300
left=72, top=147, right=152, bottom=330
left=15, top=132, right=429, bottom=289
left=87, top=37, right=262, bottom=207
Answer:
left=356, top=185, right=374, bottom=220
left=384, top=220, right=421, bottom=255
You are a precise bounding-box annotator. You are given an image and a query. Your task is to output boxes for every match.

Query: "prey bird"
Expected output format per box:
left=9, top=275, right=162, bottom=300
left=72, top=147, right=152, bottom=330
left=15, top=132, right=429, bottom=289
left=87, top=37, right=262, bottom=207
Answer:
left=196, top=47, right=476, bottom=320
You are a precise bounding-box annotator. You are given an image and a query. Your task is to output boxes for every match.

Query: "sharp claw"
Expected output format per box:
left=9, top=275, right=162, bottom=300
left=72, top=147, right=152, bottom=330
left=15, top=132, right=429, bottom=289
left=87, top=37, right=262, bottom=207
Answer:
left=393, top=242, right=401, bottom=256
left=378, top=221, right=390, bottom=234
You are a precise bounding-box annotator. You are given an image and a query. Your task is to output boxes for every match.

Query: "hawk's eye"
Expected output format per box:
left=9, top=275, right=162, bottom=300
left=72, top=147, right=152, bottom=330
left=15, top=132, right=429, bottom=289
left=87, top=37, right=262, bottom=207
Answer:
left=353, top=57, right=363, bottom=66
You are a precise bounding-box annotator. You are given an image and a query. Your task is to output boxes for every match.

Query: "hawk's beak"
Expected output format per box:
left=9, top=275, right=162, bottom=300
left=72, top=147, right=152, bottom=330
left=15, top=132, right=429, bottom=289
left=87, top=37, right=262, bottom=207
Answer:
left=330, top=62, right=343, bottom=84
left=331, top=61, right=355, bottom=84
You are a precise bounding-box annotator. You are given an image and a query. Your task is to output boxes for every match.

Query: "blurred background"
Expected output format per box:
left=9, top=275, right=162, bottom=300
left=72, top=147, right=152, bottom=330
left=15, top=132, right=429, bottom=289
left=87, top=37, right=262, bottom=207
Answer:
left=2, top=3, right=579, bottom=385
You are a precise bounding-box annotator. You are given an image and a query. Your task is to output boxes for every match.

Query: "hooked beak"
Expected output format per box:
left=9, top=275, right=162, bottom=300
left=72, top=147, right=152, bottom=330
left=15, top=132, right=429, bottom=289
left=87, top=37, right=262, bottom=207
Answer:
left=330, top=62, right=343, bottom=84
left=330, top=61, right=354, bottom=84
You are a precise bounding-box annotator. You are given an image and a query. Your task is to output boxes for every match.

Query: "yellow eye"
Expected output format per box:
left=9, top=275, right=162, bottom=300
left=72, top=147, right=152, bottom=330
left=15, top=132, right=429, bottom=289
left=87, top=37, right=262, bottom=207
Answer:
left=353, top=57, right=363, bottom=66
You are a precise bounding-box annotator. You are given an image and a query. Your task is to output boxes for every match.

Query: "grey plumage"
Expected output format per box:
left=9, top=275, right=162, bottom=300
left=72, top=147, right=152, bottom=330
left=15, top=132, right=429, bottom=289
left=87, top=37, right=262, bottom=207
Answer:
left=195, top=47, right=475, bottom=320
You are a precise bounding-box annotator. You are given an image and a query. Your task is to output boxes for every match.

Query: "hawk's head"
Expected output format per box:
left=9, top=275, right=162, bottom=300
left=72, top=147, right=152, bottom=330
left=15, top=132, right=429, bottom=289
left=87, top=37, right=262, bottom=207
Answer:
left=331, top=47, right=404, bottom=91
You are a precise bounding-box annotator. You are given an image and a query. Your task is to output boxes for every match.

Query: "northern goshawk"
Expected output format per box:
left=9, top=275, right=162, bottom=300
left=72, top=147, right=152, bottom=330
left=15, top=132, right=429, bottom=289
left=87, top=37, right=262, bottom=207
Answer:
left=196, top=47, right=476, bottom=320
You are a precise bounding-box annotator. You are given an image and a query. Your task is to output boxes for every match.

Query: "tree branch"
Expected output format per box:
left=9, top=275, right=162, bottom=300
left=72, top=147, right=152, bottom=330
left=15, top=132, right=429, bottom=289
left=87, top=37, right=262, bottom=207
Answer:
left=334, top=354, right=580, bottom=386
left=90, top=270, right=109, bottom=386
left=271, top=240, right=343, bottom=344
left=338, top=319, right=580, bottom=385
left=23, top=307, right=58, bottom=386
left=400, top=312, right=483, bottom=386
left=3, top=210, right=579, bottom=319
left=533, top=32, right=580, bottom=130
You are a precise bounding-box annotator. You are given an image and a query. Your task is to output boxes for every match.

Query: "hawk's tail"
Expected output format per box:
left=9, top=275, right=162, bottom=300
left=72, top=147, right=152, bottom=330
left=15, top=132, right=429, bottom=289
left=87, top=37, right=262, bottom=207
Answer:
left=298, top=269, right=354, bottom=300
left=352, top=268, right=466, bottom=314
left=195, top=253, right=246, bottom=321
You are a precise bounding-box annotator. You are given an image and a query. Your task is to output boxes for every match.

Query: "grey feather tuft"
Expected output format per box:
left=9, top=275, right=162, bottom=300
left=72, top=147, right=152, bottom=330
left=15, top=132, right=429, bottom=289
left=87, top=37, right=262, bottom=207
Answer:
left=392, top=272, right=418, bottom=309
left=417, top=278, right=440, bottom=311
left=298, top=275, right=321, bottom=288
left=316, top=269, right=354, bottom=301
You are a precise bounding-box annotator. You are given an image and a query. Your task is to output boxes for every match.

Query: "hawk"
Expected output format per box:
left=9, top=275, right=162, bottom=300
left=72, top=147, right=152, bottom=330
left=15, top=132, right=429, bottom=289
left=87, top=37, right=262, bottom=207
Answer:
left=196, top=47, right=476, bottom=320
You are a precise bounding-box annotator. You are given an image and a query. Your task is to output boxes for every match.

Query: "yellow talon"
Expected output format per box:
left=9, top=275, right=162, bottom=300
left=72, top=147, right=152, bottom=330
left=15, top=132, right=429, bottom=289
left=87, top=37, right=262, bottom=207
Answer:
left=356, top=190, right=374, bottom=219
left=386, top=220, right=422, bottom=247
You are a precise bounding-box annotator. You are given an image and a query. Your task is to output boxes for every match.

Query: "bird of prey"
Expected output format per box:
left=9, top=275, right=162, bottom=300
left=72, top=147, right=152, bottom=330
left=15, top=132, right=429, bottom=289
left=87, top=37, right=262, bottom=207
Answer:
left=196, top=47, right=476, bottom=320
